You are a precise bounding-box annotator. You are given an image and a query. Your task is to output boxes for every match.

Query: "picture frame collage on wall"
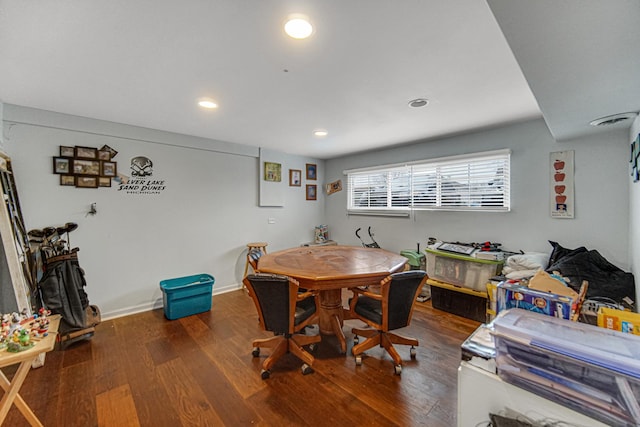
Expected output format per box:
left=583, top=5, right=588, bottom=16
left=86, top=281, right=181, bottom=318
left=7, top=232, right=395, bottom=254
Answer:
left=54, top=144, right=118, bottom=188
left=263, top=162, right=317, bottom=200
left=305, top=163, right=316, bottom=200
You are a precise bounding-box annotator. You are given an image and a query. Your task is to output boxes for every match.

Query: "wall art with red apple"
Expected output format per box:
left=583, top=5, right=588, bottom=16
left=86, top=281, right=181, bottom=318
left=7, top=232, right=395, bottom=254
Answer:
left=550, top=150, right=574, bottom=219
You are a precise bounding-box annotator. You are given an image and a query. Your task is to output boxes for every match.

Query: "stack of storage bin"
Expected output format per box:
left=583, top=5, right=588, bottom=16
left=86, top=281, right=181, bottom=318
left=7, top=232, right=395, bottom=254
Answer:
left=425, top=248, right=503, bottom=322
left=492, top=309, right=640, bottom=427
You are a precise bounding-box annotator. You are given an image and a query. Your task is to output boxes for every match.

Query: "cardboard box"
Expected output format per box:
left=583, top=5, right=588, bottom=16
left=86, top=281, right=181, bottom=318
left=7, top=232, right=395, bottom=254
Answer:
left=496, top=281, right=575, bottom=319
left=597, top=307, right=640, bottom=335
left=527, top=270, right=578, bottom=300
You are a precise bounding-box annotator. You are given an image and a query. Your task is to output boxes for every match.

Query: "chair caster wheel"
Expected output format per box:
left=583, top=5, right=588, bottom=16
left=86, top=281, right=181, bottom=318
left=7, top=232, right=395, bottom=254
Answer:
left=301, top=363, right=314, bottom=375
left=260, top=369, right=271, bottom=379
left=353, top=336, right=359, bottom=344
left=394, top=365, right=402, bottom=375
left=308, top=343, right=317, bottom=352
left=410, top=346, right=416, bottom=359
left=252, top=347, right=260, bottom=357
left=355, top=355, right=362, bottom=366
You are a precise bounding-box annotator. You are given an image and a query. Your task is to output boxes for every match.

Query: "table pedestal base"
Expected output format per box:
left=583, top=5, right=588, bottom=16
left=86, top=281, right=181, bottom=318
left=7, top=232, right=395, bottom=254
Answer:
left=318, top=289, right=349, bottom=354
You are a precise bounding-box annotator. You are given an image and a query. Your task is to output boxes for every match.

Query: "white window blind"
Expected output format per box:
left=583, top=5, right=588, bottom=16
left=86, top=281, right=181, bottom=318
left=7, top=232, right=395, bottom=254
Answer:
left=346, top=150, right=510, bottom=213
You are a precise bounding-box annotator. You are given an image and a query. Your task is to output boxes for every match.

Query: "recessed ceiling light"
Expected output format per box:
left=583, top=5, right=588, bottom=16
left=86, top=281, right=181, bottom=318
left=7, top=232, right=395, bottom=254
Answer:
left=589, top=112, right=638, bottom=127
left=408, top=98, right=429, bottom=108
left=284, top=14, right=313, bottom=39
left=197, top=98, right=218, bottom=109
left=313, top=129, right=328, bottom=137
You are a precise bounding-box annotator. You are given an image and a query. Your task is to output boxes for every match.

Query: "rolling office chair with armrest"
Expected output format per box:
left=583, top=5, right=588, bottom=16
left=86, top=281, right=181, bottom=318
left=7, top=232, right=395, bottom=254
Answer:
left=243, top=273, right=321, bottom=379
left=349, top=270, right=428, bottom=375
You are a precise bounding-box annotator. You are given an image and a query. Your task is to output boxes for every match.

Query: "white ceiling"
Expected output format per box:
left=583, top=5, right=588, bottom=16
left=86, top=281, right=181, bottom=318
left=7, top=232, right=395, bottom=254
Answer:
left=0, top=1, right=637, bottom=160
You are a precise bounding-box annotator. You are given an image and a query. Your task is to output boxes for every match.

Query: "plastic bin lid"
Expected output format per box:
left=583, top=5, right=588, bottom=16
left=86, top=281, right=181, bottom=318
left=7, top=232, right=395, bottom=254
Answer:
left=425, top=248, right=503, bottom=265
left=491, top=309, right=640, bottom=379
left=160, top=274, right=215, bottom=291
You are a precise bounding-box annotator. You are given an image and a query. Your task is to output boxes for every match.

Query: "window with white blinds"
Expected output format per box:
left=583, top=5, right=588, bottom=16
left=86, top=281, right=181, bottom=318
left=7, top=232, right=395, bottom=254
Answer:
left=346, top=149, right=510, bottom=213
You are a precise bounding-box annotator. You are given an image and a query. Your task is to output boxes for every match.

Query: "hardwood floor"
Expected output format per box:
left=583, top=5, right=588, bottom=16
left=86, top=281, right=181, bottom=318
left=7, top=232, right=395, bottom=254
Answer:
left=3, top=289, right=480, bottom=427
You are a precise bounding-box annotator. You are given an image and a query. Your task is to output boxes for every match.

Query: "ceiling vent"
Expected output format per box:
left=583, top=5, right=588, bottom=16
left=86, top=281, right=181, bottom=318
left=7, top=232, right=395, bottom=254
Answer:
left=589, top=112, right=638, bottom=127
left=408, top=98, right=429, bottom=108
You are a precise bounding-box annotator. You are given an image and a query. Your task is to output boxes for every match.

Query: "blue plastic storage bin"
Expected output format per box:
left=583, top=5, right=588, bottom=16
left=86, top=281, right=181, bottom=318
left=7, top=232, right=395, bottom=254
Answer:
left=159, top=274, right=215, bottom=320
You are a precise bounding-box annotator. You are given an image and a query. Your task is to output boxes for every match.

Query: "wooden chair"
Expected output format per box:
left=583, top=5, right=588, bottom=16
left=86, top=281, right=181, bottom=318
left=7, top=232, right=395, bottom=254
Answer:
left=243, top=242, right=267, bottom=277
left=349, top=270, right=428, bottom=375
left=243, top=273, right=321, bottom=379
left=243, top=244, right=267, bottom=295
left=246, top=248, right=263, bottom=273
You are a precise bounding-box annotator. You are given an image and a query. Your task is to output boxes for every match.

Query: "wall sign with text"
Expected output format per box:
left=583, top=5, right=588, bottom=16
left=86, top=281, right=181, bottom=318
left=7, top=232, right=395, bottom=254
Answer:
left=116, top=156, right=167, bottom=195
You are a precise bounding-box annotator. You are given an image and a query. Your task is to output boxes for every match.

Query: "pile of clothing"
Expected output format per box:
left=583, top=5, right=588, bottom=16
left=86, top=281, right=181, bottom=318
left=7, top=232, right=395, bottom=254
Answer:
left=502, top=241, right=635, bottom=311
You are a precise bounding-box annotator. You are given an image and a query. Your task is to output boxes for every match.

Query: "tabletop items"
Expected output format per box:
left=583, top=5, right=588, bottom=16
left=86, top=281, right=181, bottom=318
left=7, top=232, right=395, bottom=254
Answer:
left=0, top=308, right=52, bottom=352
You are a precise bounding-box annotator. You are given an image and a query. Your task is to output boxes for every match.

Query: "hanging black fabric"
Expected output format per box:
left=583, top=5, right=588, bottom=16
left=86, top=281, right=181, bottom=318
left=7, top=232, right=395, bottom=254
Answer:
left=37, top=253, right=88, bottom=330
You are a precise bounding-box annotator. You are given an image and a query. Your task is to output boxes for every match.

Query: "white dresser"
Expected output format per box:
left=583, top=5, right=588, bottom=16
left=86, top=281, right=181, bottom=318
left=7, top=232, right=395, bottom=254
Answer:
left=457, top=361, right=609, bottom=427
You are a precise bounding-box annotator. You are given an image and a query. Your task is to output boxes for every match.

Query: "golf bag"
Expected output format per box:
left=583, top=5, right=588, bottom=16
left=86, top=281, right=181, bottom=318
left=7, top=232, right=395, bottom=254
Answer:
left=36, top=252, right=100, bottom=336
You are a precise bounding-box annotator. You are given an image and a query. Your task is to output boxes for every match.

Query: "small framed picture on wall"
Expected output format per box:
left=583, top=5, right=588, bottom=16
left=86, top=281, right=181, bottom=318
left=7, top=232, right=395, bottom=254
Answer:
left=75, top=146, right=98, bottom=159
left=98, top=150, right=112, bottom=161
left=289, top=169, right=301, bottom=186
left=264, top=161, right=282, bottom=182
left=60, top=146, right=75, bottom=157
left=75, top=176, right=99, bottom=188
left=60, top=175, right=75, bottom=186
left=306, top=184, right=317, bottom=200
left=306, top=163, right=317, bottom=180
left=101, top=161, right=117, bottom=177
left=100, top=144, right=118, bottom=159
left=98, top=177, right=112, bottom=187
left=73, top=159, right=100, bottom=175
left=53, top=157, right=71, bottom=174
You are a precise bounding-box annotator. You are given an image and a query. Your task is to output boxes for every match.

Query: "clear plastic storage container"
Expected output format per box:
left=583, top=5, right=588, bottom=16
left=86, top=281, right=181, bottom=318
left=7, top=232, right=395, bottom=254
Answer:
left=425, top=248, right=503, bottom=291
left=492, top=309, right=640, bottom=427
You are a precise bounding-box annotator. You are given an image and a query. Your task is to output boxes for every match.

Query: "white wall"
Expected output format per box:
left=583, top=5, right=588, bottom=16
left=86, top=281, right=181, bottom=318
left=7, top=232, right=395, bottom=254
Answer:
left=629, top=116, right=640, bottom=299
left=2, top=105, right=325, bottom=319
left=2, top=107, right=634, bottom=318
left=325, top=119, right=631, bottom=270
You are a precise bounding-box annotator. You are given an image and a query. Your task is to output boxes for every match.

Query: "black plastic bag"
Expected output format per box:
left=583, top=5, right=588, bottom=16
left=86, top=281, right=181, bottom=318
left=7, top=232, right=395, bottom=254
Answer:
left=546, top=248, right=635, bottom=310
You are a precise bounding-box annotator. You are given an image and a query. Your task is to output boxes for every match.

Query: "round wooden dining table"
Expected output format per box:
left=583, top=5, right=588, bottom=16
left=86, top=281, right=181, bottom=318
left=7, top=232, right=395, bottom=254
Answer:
left=257, top=245, right=407, bottom=353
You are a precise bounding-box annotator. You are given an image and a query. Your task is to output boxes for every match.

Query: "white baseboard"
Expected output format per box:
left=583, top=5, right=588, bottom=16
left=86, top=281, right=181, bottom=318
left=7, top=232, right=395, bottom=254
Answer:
left=100, top=282, right=243, bottom=321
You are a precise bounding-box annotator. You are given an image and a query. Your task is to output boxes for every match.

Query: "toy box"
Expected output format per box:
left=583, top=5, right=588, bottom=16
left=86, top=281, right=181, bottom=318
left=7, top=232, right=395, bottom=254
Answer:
left=425, top=249, right=503, bottom=292
left=597, top=307, right=640, bottom=335
left=160, top=274, right=215, bottom=320
left=496, top=281, right=574, bottom=319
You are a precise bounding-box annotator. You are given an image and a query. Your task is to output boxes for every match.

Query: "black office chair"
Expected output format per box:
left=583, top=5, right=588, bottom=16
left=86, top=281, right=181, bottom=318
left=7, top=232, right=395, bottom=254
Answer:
left=349, top=270, right=428, bottom=375
left=243, top=273, right=321, bottom=379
